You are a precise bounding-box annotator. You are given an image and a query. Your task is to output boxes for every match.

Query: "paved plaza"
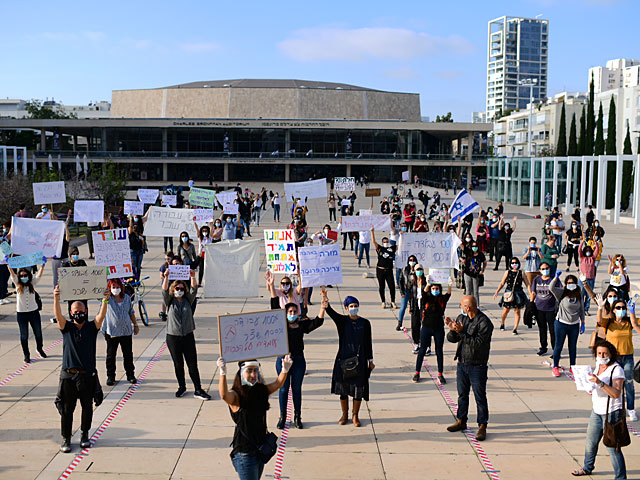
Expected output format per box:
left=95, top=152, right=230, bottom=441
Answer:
left=0, top=183, right=638, bottom=480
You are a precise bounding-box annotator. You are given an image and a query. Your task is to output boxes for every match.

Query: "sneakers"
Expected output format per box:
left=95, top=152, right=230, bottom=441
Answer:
left=0, top=298, right=10, bottom=305
left=499, top=324, right=505, bottom=331
left=60, top=439, right=72, bottom=453
left=80, top=432, right=91, bottom=449
left=552, top=367, right=561, bottom=377
left=425, top=347, right=432, bottom=357
left=412, top=373, right=420, bottom=383
left=629, top=409, right=638, bottom=422
left=159, top=312, right=167, bottom=322
left=127, top=376, right=137, bottom=384
left=512, top=330, right=518, bottom=335
left=536, top=348, right=548, bottom=356
left=175, top=386, right=187, bottom=397
left=194, top=389, right=211, bottom=400
left=381, top=302, right=387, bottom=309
left=395, top=322, right=402, bottom=331
left=438, top=374, right=447, bottom=385
left=50, top=317, right=57, bottom=323
left=412, top=345, right=420, bottom=354
left=390, top=302, right=397, bottom=309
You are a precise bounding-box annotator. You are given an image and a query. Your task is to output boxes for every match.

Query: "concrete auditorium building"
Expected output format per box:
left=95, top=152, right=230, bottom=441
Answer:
left=0, top=79, right=491, bottom=185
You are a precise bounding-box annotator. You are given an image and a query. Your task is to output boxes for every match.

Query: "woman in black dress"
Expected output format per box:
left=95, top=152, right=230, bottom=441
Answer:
left=493, top=257, right=530, bottom=334
left=324, top=293, right=374, bottom=427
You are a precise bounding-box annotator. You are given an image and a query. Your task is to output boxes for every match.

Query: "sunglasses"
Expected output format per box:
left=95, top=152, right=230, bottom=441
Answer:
left=614, top=306, right=626, bottom=310
left=19, top=275, right=29, bottom=279
left=281, top=282, right=291, bottom=286
left=607, top=296, right=618, bottom=299
left=175, top=288, right=185, bottom=292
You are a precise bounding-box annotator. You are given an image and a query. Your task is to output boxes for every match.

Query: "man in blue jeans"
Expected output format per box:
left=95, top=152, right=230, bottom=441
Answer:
left=445, top=295, right=494, bottom=441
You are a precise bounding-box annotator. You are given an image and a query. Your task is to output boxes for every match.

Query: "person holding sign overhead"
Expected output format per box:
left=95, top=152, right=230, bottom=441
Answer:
left=61, top=247, right=88, bottom=315
left=324, top=292, right=374, bottom=427
left=370, top=227, right=397, bottom=309
left=265, top=270, right=302, bottom=312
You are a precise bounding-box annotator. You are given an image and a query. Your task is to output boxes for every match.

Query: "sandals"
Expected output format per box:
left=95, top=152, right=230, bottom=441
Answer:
left=571, top=469, right=589, bottom=476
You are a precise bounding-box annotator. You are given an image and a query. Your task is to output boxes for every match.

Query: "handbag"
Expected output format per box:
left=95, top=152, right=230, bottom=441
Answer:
left=633, top=359, right=640, bottom=383
left=589, top=321, right=609, bottom=349
left=237, top=422, right=279, bottom=464
left=603, top=367, right=631, bottom=451
left=503, top=291, right=514, bottom=303
left=478, top=274, right=485, bottom=287
left=35, top=291, right=43, bottom=311
left=340, top=345, right=360, bottom=380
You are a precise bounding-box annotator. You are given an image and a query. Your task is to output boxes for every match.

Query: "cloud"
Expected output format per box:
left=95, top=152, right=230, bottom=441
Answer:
left=180, top=42, right=220, bottom=53
left=279, top=27, right=474, bottom=61
left=432, top=69, right=464, bottom=80
left=383, top=66, right=419, bottom=80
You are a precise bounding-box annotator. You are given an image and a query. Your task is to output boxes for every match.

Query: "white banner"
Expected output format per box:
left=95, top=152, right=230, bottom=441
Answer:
left=73, top=200, right=104, bottom=223
left=203, top=240, right=260, bottom=298
left=264, top=229, right=297, bottom=273
left=58, top=266, right=108, bottom=301
left=218, top=309, right=288, bottom=362
left=334, top=177, right=355, bottom=192
left=340, top=215, right=391, bottom=232
left=298, top=243, right=343, bottom=288
left=397, top=232, right=462, bottom=269
left=137, top=188, right=159, bottom=204
left=92, top=229, right=133, bottom=279
left=124, top=200, right=144, bottom=216
left=144, top=206, right=198, bottom=237
left=284, top=178, right=327, bottom=200
left=162, top=194, right=177, bottom=206
left=11, top=217, right=64, bottom=258
left=33, top=181, right=66, bottom=204
left=168, top=264, right=191, bottom=280
left=341, top=199, right=351, bottom=207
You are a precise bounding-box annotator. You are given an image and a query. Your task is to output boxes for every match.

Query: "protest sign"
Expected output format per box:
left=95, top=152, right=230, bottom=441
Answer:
left=397, top=232, right=462, bottom=269
left=223, top=202, right=239, bottom=215
left=137, top=189, right=159, bottom=204
left=359, top=209, right=372, bottom=216
left=298, top=243, right=343, bottom=288
left=7, top=251, right=45, bottom=269
left=365, top=188, right=381, bottom=197
left=169, top=264, right=191, bottom=280
left=218, top=309, right=288, bottom=362
left=341, top=199, right=351, bottom=207
left=284, top=178, right=327, bottom=200
left=33, top=181, right=66, bottom=204
left=428, top=268, right=452, bottom=285
left=194, top=208, right=215, bottom=223
left=162, top=194, right=177, bottom=206
left=144, top=207, right=198, bottom=237
left=264, top=230, right=297, bottom=273
left=204, top=240, right=260, bottom=298
left=11, top=217, right=64, bottom=258
left=73, top=200, right=104, bottom=223
left=215, top=190, right=238, bottom=206
left=340, top=215, right=391, bottom=232
left=334, top=177, right=355, bottom=192
left=402, top=170, right=410, bottom=182
left=0, top=241, right=13, bottom=256
left=92, top=228, right=133, bottom=279
left=189, top=187, right=217, bottom=208
left=58, top=266, right=108, bottom=301
left=124, top=200, right=144, bottom=216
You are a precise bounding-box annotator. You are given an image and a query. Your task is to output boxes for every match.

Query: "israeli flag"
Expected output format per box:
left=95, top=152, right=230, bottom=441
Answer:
left=449, top=189, right=479, bottom=224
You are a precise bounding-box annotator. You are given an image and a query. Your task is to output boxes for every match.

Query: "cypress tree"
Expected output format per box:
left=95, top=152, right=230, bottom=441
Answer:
left=586, top=73, right=595, bottom=154
left=577, top=105, right=586, bottom=155
left=623, top=124, right=632, bottom=154
left=621, top=124, right=633, bottom=210
left=556, top=102, right=567, bottom=156
left=568, top=113, right=578, bottom=156
left=594, top=102, right=605, bottom=155
left=605, top=96, right=617, bottom=155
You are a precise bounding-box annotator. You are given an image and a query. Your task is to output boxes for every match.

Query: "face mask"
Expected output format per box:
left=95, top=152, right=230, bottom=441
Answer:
left=471, top=246, right=478, bottom=252
left=594, top=236, right=599, bottom=241
left=530, top=243, right=536, bottom=247
left=281, top=284, right=291, bottom=293
left=348, top=307, right=359, bottom=316
left=594, top=222, right=599, bottom=227
left=71, top=254, right=79, bottom=261
left=615, top=261, right=620, bottom=266
left=287, top=314, right=298, bottom=323
left=415, top=270, right=424, bottom=277
left=465, top=237, right=472, bottom=242
left=409, top=261, right=416, bottom=267
left=241, top=376, right=258, bottom=387
left=181, top=236, right=189, bottom=242
left=420, top=217, right=425, bottom=221
left=595, top=356, right=610, bottom=366
left=202, top=231, right=209, bottom=237
left=540, top=269, right=550, bottom=276
left=572, top=225, right=577, bottom=229
left=20, top=277, right=29, bottom=284
left=323, top=229, right=329, bottom=235
left=460, top=308, right=467, bottom=316
left=480, top=220, right=485, bottom=224
left=174, top=290, right=185, bottom=298
left=134, top=218, right=139, bottom=222
left=566, top=283, right=577, bottom=291
left=401, top=227, right=407, bottom=232
left=511, top=264, right=519, bottom=269
left=431, top=290, right=440, bottom=296
left=110, top=288, right=121, bottom=296
left=607, top=296, right=618, bottom=304
left=226, top=218, right=232, bottom=223
left=615, top=309, right=626, bottom=318
left=42, top=208, right=47, bottom=213
left=585, top=252, right=592, bottom=257
left=383, top=242, right=390, bottom=248
left=504, top=227, right=510, bottom=231
left=71, top=311, right=87, bottom=324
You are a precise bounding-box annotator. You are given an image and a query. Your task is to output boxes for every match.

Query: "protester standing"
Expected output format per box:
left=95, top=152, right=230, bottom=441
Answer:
left=529, top=263, right=557, bottom=356
left=272, top=192, right=281, bottom=222
left=462, top=241, right=486, bottom=307
left=540, top=235, right=560, bottom=277
left=10, top=262, right=47, bottom=363
left=409, top=264, right=427, bottom=353
left=522, top=236, right=542, bottom=286
left=371, top=228, right=397, bottom=309
left=493, top=257, right=530, bottom=335
left=397, top=255, right=417, bottom=331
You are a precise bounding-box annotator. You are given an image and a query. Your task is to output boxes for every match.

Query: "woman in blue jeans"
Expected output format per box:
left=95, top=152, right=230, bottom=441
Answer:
left=397, top=255, right=418, bottom=331
left=572, top=339, right=626, bottom=479
left=549, top=272, right=587, bottom=377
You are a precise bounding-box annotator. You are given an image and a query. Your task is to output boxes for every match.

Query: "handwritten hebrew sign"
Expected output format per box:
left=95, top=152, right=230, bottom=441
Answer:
left=193, top=208, right=215, bottom=223
left=33, top=181, right=66, bottom=204
left=162, top=194, right=177, bottom=206
left=92, top=228, right=133, bottom=279
left=144, top=207, right=198, bottom=237
left=397, top=232, right=462, bottom=269
left=7, top=251, right=45, bottom=269
left=73, top=200, right=105, bottom=223
left=11, top=217, right=64, bottom=258
left=189, top=187, right=217, bottom=208
left=58, top=266, right=108, bottom=301
left=168, top=264, right=191, bottom=280
left=264, top=230, right=297, bottom=273
left=124, top=200, right=144, bottom=216
left=428, top=268, right=452, bottom=285
left=137, top=189, right=159, bottom=204
left=340, top=215, right=391, bottom=232
left=218, top=309, right=288, bottom=362
left=298, top=243, right=343, bottom=288
left=334, top=177, right=355, bottom=192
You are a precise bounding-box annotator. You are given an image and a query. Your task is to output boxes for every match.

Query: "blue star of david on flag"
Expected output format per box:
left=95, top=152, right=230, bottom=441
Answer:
left=449, top=189, right=479, bottom=224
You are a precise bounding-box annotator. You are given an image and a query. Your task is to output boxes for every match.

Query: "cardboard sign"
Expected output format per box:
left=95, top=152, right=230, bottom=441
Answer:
left=193, top=208, right=215, bottom=223
left=204, top=240, right=261, bottom=298
left=168, top=264, right=191, bottom=280
left=162, top=194, right=177, bottom=206
left=189, top=187, right=217, bottom=208
left=223, top=202, right=239, bottom=215
left=137, top=189, right=159, bottom=204
left=365, top=188, right=381, bottom=197
left=33, top=181, right=66, bottom=204
left=0, top=241, right=13, bottom=256
left=397, top=232, right=462, bottom=269
left=92, top=228, right=133, bottom=279
left=340, top=215, right=391, bottom=232
left=11, top=217, right=64, bottom=258
left=334, top=177, right=355, bottom=192
left=7, top=251, right=45, bottom=269
left=341, top=199, right=351, bottom=207
left=58, top=266, right=108, bottom=301
left=284, top=178, right=327, bottom=200
left=264, top=229, right=297, bottom=273
left=428, top=268, right=452, bottom=285
left=299, top=243, right=343, bottom=288
left=402, top=170, right=410, bottom=182
left=218, top=309, right=288, bottom=362
left=73, top=200, right=105, bottom=223
left=124, top=200, right=144, bottom=216
left=144, top=207, right=198, bottom=238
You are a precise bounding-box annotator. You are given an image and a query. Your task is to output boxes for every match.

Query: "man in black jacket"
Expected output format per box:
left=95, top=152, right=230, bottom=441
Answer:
left=445, top=295, right=493, bottom=441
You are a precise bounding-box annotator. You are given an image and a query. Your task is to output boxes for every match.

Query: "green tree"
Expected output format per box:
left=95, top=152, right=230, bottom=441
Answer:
left=435, top=112, right=453, bottom=122
left=86, top=159, right=128, bottom=206
left=594, top=102, right=605, bottom=155
left=24, top=99, right=77, bottom=119
left=585, top=73, right=595, bottom=154
left=605, top=96, right=617, bottom=155
left=623, top=124, right=632, bottom=154
left=621, top=124, right=634, bottom=210
left=577, top=106, right=586, bottom=155
left=556, top=102, right=567, bottom=156
left=568, top=113, right=578, bottom=156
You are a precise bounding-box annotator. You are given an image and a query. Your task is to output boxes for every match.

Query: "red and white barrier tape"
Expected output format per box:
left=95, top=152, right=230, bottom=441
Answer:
left=58, top=343, right=167, bottom=480
left=0, top=338, right=63, bottom=388
left=401, top=328, right=500, bottom=480
left=272, top=387, right=293, bottom=480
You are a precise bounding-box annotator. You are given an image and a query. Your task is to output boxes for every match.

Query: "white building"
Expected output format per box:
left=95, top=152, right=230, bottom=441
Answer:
left=486, top=16, right=549, bottom=120
left=589, top=58, right=640, bottom=94
left=0, top=98, right=110, bottom=119
left=593, top=86, right=640, bottom=154
left=472, top=111, right=487, bottom=123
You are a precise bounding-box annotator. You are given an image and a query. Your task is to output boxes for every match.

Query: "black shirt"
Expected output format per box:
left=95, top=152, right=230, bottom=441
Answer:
left=376, top=244, right=396, bottom=269
left=287, top=316, right=324, bottom=357
left=566, top=229, right=582, bottom=247
left=422, top=293, right=451, bottom=329
left=60, top=237, right=70, bottom=260
left=464, top=252, right=486, bottom=277
left=61, top=320, right=99, bottom=372
left=380, top=202, right=390, bottom=214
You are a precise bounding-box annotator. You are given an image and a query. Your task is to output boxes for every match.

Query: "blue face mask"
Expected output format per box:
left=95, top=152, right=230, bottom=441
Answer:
left=431, top=290, right=440, bottom=296
left=42, top=208, right=47, bottom=213
left=348, top=307, right=359, bottom=317
left=71, top=255, right=79, bottom=261
left=20, top=277, right=29, bottom=284
left=287, top=314, right=298, bottom=323
left=415, top=270, right=424, bottom=277
left=472, top=246, right=478, bottom=252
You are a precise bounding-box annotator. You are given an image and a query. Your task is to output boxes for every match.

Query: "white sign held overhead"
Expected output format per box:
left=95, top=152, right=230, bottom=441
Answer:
left=340, top=215, right=391, bottom=232
left=168, top=264, right=191, bottom=280
left=58, top=266, right=108, bottom=301
left=397, top=232, right=462, bottom=269
left=428, top=268, right=452, bottom=285
left=32, top=181, right=66, bottom=204
left=162, top=194, right=177, bottom=206
left=193, top=208, right=215, bottom=223
left=223, top=202, right=239, bottom=215
left=284, top=178, right=327, bottom=200
left=334, top=177, right=355, bottom=191
left=73, top=200, right=105, bottom=223
left=218, top=309, right=289, bottom=362
left=137, top=188, right=159, bottom=204
left=298, top=243, right=343, bottom=288
left=10, top=217, right=64, bottom=258
left=124, top=200, right=144, bottom=216
left=92, top=228, right=133, bottom=279
left=402, top=170, right=410, bottom=182
left=144, top=207, right=198, bottom=237
left=203, top=240, right=260, bottom=298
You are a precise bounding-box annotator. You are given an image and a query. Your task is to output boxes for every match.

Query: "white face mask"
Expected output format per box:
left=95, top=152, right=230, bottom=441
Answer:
left=460, top=308, right=467, bottom=316
left=607, top=296, right=618, bottom=304
left=540, top=269, right=550, bottom=276
left=323, top=229, right=329, bottom=236
left=595, top=356, right=610, bottom=366
left=281, top=284, right=291, bottom=293
left=174, top=290, right=184, bottom=298
left=110, top=288, right=121, bottom=296
left=349, top=307, right=359, bottom=316
left=566, top=284, right=578, bottom=291
left=383, top=242, right=390, bottom=248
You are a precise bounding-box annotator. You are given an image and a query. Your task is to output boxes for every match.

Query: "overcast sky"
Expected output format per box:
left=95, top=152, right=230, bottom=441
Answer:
left=2, top=0, right=638, bottom=121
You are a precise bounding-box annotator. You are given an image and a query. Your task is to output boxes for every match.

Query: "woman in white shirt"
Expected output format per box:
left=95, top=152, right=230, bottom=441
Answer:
left=9, top=264, right=46, bottom=363
left=357, top=230, right=371, bottom=268
left=572, top=339, right=626, bottom=478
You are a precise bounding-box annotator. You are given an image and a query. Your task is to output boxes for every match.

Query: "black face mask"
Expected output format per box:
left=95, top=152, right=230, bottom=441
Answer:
left=71, top=312, right=88, bottom=324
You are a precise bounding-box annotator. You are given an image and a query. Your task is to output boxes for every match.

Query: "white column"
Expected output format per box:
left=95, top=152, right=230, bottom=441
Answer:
left=503, top=158, right=509, bottom=203
left=614, top=155, right=623, bottom=225
left=540, top=157, right=546, bottom=211
left=587, top=157, right=595, bottom=206
left=2, top=147, right=7, bottom=178
left=564, top=157, right=572, bottom=214
left=22, top=147, right=27, bottom=175
left=13, top=147, right=18, bottom=173
left=580, top=156, right=587, bottom=212
left=552, top=157, right=559, bottom=209
left=529, top=157, right=535, bottom=208
left=596, top=156, right=606, bottom=220
left=634, top=155, right=640, bottom=229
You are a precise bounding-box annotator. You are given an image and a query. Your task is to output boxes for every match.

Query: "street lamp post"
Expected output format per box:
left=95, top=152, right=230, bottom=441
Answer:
left=518, top=78, right=538, bottom=156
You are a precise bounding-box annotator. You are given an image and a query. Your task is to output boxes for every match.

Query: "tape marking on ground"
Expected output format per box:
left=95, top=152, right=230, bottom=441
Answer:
left=0, top=338, right=63, bottom=388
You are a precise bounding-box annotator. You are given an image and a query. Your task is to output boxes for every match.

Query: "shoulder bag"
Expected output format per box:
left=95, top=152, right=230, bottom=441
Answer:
left=237, top=419, right=279, bottom=464
left=602, top=367, right=631, bottom=451
left=633, top=359, right=640, bottom=383
left=341, top=345, right=361, bottom=380
left=502, top=271, right=519, bottom=303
